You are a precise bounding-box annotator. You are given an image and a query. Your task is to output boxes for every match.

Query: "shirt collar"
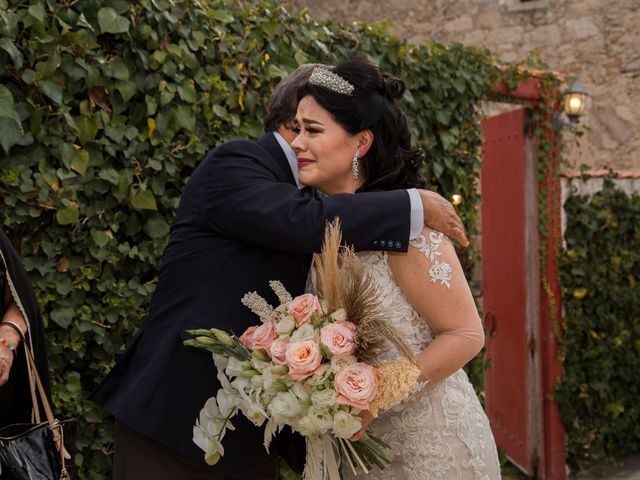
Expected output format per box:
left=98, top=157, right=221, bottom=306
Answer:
left=273, top=131, right=303, bottom=189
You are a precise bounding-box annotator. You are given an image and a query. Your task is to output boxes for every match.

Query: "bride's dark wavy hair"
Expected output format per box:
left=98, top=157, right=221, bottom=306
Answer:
left=297, top=58, right=426, bottom=192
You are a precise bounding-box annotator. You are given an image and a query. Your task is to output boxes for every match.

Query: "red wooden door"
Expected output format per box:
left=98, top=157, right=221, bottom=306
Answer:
left=481, top=108, right=539, bottom=475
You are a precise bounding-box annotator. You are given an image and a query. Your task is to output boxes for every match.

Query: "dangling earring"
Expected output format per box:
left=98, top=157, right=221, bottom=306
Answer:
left=352, top=150, right=360, bottom=180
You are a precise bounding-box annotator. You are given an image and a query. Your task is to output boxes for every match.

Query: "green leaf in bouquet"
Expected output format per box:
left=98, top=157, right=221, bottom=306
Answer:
left=252, top=349, right=271, bottom=362
left=319, top=342, right=333, bottom=360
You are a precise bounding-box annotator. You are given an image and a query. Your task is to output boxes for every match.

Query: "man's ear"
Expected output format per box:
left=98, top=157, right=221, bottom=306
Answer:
left=357, top=130, right=374, bottom=157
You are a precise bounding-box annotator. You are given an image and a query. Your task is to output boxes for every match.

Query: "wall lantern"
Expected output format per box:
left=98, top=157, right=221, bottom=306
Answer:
left=553, top=78, right=588, bottom=132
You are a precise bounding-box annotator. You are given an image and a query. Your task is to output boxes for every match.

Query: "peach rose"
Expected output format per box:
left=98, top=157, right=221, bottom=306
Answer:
left=239, top=325, right=258, bottom=350
left=334, top=363, right=378, bottom=410
left=286, top=340, right=323, bottom=380
left=239, top=323, right=277, bottom=351
left=269, top=336, right=290, bottom=365
left=287, top=293, right=322, bottom=327
left=320, top=322, right=356, bottom=358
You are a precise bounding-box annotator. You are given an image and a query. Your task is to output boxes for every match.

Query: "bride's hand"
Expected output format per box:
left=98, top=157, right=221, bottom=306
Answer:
left=350, top=410, right=375, bottom=442
left=418, top=190, right=469, bottom=247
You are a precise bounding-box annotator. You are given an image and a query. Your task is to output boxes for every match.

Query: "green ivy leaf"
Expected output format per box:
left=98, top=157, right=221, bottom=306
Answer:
left=211, top=10, right=234, bottom=23
left=28, top=3, right=45, bottom=23
left=0, top=116, right=24, bottom=154
left=98, top=7, right=131, bottom=34
left=143, top=218, right=170, bottom=238
left=0, top=85, right=14, bottom=118
left=174, top=104, right=195, bottom=132
left=40, top=80, right=63, bottom=105
left=70, top=149, right=90, bottom=175
left=0, top=39, right=24, bottom=70
left=56, top=205, right=80, bottom=225
left=50, top=306, right=74, bottom=328
left=75, top=116, right=99, bottom=144
left=131, top=190, right=157, bottom=210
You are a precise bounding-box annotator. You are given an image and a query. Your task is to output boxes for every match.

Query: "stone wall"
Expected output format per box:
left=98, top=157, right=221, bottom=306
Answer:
left=291, top=0, right=640, bottom=171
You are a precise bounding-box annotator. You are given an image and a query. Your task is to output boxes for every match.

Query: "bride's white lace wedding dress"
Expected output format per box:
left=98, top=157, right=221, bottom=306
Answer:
left=343, top=235, right=501, bottom=480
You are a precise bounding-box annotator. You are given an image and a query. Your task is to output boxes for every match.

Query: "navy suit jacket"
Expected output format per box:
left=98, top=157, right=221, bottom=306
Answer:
left=92, top=133, right=411, bottom=475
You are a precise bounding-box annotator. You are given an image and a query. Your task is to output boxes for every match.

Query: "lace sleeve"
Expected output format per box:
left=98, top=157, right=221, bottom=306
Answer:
left=409, top=231, right=452, bottom=288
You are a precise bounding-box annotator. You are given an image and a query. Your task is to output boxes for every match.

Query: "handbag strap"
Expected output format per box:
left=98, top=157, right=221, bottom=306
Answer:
left=22, top=340, right=71, bottom=477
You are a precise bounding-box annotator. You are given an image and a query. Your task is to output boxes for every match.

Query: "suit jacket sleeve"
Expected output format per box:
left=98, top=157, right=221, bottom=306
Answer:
left=184, top=140, right=412, bottom=253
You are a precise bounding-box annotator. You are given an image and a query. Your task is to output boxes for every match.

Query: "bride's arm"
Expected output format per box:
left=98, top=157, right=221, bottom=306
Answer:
left=387, top=227, right=484, bottom=384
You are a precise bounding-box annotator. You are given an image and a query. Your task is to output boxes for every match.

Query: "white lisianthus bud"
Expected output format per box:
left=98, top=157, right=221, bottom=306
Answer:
left=271, top=364, right=289, bottom=375
left=276, top=315, right=296, bottom=336
left=330, top=308, right=348, bottom=322
left=290, top=323, right=317, bottom=342
left=332, top=410, right=362, bottom=439
left=330, top=355, right=358, bottom=373
left=213, top=329, right=236, bottom=347
left=268, top=391, right=302, bottom=419
left=311, top=389, right=337, bottom=408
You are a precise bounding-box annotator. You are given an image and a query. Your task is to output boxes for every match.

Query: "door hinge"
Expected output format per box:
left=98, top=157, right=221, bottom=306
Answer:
left=528, top=334, right=536, bottom=354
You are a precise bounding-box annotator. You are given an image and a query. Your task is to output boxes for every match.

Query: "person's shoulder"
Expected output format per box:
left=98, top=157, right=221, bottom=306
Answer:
left=210, top=137, right=267, bottom=158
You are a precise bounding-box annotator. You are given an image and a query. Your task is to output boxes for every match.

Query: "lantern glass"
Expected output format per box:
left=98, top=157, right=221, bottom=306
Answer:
left=564, top=92, right=586, bottom=118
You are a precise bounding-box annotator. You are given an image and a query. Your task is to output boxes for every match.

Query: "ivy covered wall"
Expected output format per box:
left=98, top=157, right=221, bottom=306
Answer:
left=556, top=180, right=640, bottom=470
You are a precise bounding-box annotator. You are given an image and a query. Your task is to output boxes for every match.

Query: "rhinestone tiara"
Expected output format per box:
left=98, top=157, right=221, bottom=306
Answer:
left=308, top=67, right=354, bottom=96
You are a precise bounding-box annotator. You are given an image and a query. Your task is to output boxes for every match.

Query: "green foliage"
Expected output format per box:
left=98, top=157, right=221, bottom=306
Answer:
left=0, top=0, right=498, bottom=477
left=556, top=180, right=640, bottom=470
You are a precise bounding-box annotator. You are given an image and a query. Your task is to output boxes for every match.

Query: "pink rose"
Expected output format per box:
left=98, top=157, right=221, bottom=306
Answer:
left=239, top=323, right=277, bottom=351
left=334, top=363, right=378, bottom=410
left=269, top=336, right=290, bottom=365
left=239, top=325, right=258, bottom=350
left=288, top=293, right=322, bottom=327
left=320, top=322, right=356, bottom=358
left=286, top=340, right=323, bottom=380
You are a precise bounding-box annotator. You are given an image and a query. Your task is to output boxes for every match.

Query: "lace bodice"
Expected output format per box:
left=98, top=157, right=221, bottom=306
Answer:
left=342, top=248, right=501, bottom=480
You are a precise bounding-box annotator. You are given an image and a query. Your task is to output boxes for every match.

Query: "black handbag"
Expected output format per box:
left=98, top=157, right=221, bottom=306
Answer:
left=0, top=338, right=70, bottom=479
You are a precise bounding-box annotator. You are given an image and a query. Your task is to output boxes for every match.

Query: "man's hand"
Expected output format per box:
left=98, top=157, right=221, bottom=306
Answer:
left=419, top=190, right=469, bottom=247
left=350, top=410, right=375, bottom=442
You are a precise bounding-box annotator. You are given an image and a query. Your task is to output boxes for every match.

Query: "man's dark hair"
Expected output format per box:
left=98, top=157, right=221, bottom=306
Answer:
left=264, top=64, right=326, bottom=132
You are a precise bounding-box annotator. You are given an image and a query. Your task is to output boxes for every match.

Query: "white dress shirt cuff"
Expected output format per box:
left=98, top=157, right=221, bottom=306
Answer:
left=407, top=188, right=424, bottom=240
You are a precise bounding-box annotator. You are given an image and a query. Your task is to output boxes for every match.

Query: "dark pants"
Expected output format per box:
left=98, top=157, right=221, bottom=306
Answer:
left=112, top=421, right=279, bottom=480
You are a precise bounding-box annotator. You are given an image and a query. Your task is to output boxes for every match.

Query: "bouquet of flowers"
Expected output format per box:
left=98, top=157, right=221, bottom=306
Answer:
left=185, top=221, right=421, bottom=478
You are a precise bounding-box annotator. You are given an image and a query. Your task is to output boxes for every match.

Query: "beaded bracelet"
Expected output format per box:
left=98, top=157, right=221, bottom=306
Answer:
left=0, top=336, right=15, bottom=353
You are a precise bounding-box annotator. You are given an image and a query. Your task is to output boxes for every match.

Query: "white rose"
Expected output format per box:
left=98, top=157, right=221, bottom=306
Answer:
left=276, top=315, right=296, bottom=336
left=311, top=389, right=337, bottom=408
left=268, top=391, right=303, bottom=419
left=330, top=308, right=348, bottom=322
left=332, top=410, right=362, bottom=439
left=330, top=355, right=357, bottom=373
left=290, top=323, right=317, bottom=342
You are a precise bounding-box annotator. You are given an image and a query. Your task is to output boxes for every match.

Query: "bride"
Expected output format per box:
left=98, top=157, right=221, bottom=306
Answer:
left=291, top=59, right=501, bottom=479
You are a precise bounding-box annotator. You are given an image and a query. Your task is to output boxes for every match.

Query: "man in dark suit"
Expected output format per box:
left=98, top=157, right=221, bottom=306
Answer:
left=92, top=64, right=468, bottom=479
